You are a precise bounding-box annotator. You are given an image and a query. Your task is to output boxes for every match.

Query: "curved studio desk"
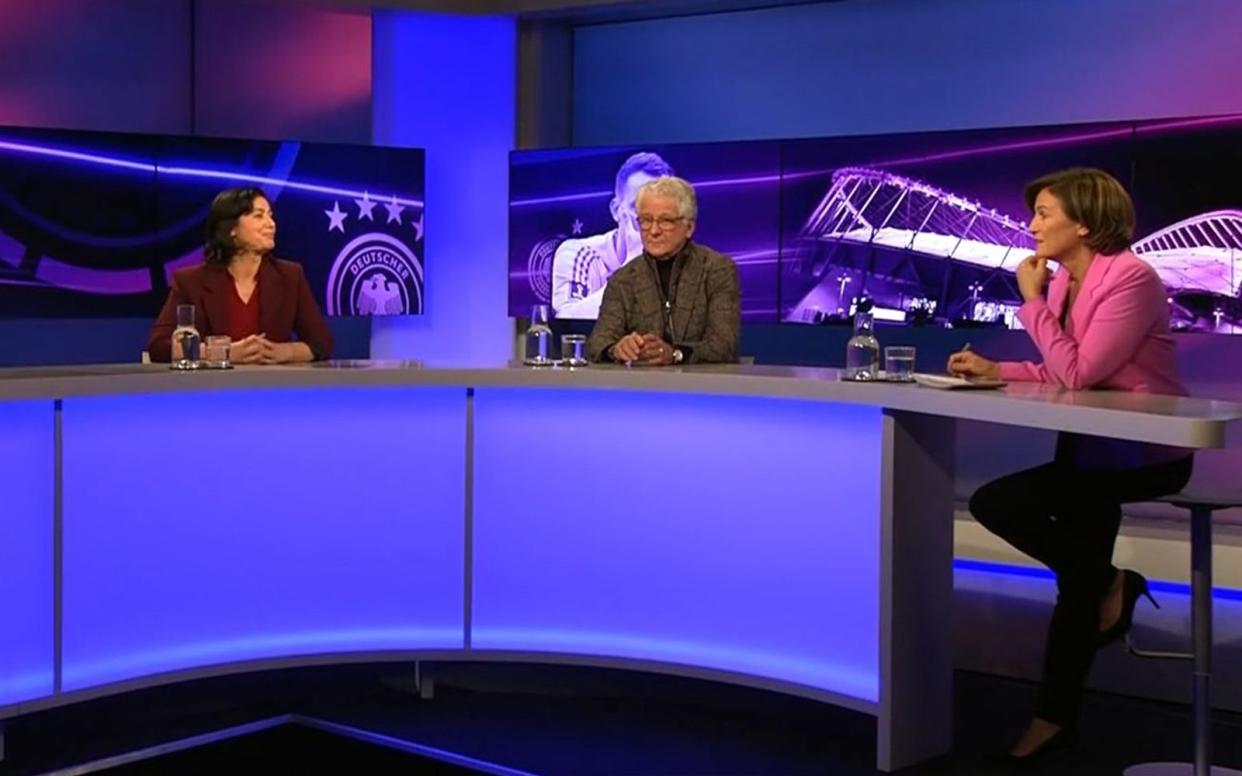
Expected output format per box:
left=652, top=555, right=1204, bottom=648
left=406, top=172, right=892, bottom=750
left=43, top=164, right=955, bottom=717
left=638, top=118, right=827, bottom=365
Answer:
left=2, top=362, right=1240, bottom=771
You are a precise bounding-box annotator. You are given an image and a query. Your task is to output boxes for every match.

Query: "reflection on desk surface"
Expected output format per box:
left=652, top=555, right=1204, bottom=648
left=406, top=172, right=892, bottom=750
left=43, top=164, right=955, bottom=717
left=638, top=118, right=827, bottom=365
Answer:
left=0, top=363, right=162, bottom=380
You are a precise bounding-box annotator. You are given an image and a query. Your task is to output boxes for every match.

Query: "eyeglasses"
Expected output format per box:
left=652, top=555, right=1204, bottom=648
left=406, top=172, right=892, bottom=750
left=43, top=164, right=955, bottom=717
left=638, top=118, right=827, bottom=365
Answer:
left=637, top=215, right=687, bottom=231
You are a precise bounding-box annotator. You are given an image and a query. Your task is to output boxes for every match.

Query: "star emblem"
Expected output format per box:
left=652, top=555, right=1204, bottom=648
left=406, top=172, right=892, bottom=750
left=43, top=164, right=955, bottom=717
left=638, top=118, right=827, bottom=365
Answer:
left=325, top=200, right=347, bottom=233
left=571, top=218, right=583, bottom=235
left=355, top=192, right=377, bottom=221
left=384, top=196, right=405, bottom=225
left=412, top=212, right=424, bottom=242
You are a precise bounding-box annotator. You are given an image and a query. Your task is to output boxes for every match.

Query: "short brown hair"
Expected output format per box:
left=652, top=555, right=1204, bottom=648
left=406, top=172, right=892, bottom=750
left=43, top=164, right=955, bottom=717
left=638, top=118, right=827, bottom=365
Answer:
left=1023, top=168, right=1134, bottom=255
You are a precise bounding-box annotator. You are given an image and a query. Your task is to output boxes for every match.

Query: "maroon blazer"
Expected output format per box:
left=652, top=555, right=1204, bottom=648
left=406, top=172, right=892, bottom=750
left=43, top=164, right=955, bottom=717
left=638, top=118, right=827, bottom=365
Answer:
left=146, top=257, right=333, bottom=362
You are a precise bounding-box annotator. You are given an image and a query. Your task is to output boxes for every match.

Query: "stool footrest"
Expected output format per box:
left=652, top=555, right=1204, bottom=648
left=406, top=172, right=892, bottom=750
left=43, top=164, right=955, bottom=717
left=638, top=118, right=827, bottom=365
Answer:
left=1126, top=634, right=1192, bottom=661
left=1124, top=763, right=1242, bottom=775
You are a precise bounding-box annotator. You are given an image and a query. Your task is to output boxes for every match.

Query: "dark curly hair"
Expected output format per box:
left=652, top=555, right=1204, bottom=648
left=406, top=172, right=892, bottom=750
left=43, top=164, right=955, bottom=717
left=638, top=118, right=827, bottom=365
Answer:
left=204, top=187, right=270, bottom=265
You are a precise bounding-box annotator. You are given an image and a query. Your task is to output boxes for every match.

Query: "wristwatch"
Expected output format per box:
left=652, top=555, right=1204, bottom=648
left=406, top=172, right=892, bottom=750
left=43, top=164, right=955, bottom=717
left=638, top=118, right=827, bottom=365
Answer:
left=671, top=348, right=684, bottom=364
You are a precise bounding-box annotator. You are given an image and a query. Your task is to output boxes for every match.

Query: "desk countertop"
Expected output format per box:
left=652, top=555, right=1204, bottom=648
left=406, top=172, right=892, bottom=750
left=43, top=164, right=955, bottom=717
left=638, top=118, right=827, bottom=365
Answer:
left=2, top=361, right=1241, bottom=448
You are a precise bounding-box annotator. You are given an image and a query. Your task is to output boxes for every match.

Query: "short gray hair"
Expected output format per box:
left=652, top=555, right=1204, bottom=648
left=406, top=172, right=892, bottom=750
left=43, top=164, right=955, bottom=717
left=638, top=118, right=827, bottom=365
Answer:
left=635, top=176, right=698, bottom=222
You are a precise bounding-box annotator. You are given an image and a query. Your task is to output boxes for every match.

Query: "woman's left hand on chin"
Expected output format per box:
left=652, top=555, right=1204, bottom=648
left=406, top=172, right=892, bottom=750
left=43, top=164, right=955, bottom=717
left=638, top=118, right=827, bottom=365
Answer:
left=1016, top=255, right=1051, bottom=301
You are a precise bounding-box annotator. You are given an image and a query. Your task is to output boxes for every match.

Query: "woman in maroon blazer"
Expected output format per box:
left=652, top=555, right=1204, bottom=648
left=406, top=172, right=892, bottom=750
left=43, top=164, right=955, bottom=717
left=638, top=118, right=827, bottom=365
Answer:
left=147, top=187, right=333, bottom=364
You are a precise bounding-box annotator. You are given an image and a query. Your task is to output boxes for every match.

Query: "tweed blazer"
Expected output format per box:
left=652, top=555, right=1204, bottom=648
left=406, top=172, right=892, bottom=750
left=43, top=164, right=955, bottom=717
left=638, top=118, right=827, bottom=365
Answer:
left=586, top=240, right=740, bottom=363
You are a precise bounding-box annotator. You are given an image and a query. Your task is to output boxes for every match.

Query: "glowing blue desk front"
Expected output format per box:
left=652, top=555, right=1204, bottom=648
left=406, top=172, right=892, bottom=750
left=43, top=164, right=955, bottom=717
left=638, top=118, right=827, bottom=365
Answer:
left=0, top=402, right=55, bottom=707
left=2, top=362, right=1239, bottom=772
left=60, top=387, right=467, bottom=691
left=471, top=388, right=883, bottom=704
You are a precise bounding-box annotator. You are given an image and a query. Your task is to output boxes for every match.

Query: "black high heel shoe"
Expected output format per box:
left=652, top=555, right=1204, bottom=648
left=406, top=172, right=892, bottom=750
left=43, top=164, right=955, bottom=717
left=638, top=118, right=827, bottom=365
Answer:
left=988, top=726, right=1078, bottom=767
left=1099, top=569, right=1160, bottom=648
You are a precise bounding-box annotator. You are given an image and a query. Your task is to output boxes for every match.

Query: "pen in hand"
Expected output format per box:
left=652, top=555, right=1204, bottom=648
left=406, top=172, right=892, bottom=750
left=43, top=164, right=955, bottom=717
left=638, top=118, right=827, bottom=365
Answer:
left=948, top=342, right=972, bottom=376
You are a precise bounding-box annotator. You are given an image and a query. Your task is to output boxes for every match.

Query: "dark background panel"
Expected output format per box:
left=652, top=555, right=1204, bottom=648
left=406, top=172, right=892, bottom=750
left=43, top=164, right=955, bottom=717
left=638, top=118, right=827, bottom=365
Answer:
left=0, top=125, right=426, bottom=320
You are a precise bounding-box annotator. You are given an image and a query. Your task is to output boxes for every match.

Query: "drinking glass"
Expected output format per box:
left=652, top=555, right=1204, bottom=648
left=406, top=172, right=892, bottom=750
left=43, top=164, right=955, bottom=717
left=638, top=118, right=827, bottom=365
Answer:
left=561, top=334, right=588, bottom=367
left=204, top=335, right=232, bottom=369
left=884, top=346, right=916, bottom=382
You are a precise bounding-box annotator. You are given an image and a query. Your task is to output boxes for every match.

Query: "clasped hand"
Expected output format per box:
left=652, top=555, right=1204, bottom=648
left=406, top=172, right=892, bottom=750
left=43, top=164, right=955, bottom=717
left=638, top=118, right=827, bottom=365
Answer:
left=612, top=331, right=675, bottom=366
left=231, top=333, right=293, bottom=365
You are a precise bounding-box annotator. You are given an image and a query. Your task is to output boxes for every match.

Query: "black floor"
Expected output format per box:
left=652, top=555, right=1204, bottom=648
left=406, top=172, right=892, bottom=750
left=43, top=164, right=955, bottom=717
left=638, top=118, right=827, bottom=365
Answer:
left=2, top=662, right=1240, bottom=775
left=94, top=723, right=493, bottom=775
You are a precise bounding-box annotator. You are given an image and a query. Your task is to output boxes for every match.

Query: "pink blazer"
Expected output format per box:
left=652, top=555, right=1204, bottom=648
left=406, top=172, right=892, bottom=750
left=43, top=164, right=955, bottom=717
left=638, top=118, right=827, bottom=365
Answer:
left=999, top=250, right=1189, bottom=470
left=999, top=250, right=1186, bottom=396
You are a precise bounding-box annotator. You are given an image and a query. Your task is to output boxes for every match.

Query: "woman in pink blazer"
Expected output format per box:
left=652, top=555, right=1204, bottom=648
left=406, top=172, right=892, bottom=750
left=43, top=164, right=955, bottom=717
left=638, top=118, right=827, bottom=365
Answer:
left=948, top=169, right=1193, bottom=763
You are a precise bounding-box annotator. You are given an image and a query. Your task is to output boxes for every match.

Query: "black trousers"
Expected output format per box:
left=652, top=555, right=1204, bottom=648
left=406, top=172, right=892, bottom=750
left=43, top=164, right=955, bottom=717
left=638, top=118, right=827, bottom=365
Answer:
left=968, top=447, right=1192, bottom=725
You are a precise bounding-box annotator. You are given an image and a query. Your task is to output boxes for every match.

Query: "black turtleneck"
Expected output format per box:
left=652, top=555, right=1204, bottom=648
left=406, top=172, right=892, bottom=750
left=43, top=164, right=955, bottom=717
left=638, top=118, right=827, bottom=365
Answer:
left=655, top=254, right=675, bottom=300
left=650, top=243, right=692, bottom=361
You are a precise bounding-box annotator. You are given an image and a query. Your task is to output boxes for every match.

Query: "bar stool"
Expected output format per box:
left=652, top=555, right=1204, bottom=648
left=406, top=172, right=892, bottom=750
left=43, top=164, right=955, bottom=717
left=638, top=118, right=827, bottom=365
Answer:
left=1124, top=487, right=1242, bottom=776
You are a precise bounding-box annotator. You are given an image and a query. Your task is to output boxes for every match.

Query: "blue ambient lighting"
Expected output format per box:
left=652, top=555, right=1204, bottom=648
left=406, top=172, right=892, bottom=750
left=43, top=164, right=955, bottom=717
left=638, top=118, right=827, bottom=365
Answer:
left=58, top=387, right=466, bottom=691
left=955, top=558, right=1242, bottom=601
left=0, top=401, right=54, bottom=706
left=471, top=388, right=884, bottom=702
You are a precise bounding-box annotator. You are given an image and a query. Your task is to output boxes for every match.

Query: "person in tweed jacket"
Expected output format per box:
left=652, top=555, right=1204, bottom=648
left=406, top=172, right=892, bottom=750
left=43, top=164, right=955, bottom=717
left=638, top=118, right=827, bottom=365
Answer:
left=586, top=176, right=740, bottom=365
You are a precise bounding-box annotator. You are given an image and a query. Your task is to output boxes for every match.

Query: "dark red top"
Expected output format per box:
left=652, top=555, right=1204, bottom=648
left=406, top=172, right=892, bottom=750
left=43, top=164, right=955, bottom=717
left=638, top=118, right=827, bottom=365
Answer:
left=226, top=282, right=261, bottom=341
left=146, top=257, right=334, bottom=363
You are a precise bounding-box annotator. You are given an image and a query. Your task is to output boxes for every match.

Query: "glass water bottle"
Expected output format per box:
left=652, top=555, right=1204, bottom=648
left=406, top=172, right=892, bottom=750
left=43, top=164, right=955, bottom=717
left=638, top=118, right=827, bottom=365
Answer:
left=844, top=304, right=879, bottom=381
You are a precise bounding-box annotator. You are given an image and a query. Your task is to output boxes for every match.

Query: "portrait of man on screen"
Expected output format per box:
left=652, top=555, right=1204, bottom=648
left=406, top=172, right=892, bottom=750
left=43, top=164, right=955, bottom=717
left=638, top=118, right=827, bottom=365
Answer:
left=550, top=151, right=674, bottom=319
